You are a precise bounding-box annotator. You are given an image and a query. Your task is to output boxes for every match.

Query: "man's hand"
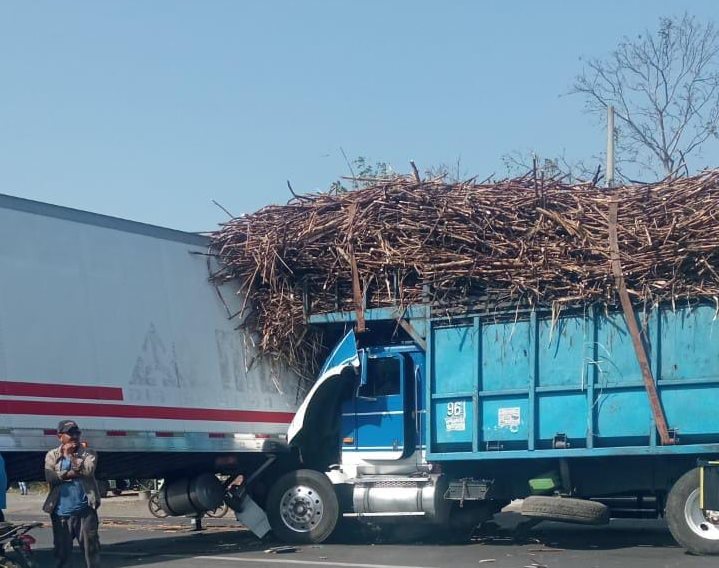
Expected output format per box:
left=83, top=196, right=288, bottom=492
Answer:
left=61, top=442, right=77, bottom=456
left=64, top=470, right=80, bottom=480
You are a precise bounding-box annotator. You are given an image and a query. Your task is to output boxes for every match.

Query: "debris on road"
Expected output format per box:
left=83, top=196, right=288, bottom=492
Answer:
left=264, top=545, right=299, bottom=554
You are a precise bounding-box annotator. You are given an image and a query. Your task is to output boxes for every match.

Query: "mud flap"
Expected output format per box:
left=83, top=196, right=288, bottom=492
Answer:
left=233, top=494, right=271, bottom=538
left=699, top=460, right=719, bottom=512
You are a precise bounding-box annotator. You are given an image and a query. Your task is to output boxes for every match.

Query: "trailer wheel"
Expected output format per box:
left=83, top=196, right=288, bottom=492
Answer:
left=267, top=469, right=339, bottom=544
left=666, top=468, right=719, bottom=555
left=521, top=496, right=609, bottom=525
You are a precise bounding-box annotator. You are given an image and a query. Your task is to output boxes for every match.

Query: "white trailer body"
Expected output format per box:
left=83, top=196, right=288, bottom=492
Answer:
left=0, top=194, right=300, bottom=481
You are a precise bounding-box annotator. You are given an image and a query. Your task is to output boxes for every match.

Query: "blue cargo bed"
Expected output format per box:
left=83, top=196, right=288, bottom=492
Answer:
left=427, top=303, right=719, bottom=461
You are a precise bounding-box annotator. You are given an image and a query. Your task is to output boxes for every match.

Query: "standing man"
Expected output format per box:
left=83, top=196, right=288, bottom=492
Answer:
left=43, top=420, right=101, bottom=568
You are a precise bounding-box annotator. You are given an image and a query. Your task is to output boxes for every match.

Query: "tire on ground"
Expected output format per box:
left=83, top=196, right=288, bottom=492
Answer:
left=666, top=468, right=719, bottom=555
left=521, top=496, right=609, bottom=525
left=266, top=469, right=339, bottom=544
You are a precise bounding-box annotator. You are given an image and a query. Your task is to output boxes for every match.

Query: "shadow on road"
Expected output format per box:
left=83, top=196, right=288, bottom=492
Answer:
left=29, top=513, right=682, bottom=567
left=474, top=512, right=680, bottom=551
left=329, top=512, right=681, bottom=552
left=33, top=529, right=269, bottom=567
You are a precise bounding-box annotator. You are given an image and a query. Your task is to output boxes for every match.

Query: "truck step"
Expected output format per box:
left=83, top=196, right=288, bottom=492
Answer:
left=346, top=475, right=431, bottom=486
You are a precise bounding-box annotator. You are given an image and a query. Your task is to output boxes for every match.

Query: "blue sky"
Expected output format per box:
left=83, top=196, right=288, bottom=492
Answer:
left=1, top=1, right=717, bottom=232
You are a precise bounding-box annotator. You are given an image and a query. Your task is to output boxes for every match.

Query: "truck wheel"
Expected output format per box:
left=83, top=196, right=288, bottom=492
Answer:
left=666, top=468, right=719, bottom=555
left=267, top=469, right=339, bottom=544
left=521, top=496, right=609, bottom=525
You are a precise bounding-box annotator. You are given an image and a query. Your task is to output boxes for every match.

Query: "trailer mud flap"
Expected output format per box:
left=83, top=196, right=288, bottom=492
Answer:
left=699, top=460, right=719, bottom=512
left=233, top=494, right=271, bottom=538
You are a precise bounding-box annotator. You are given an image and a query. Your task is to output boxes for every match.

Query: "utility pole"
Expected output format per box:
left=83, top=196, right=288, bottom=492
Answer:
left=606, top=105, right=615, bottom=188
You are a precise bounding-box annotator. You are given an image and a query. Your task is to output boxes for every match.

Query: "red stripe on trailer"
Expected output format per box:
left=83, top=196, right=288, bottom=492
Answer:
left=0, top=381, right=123, bottom=401
left=0, top=399, right=295, bottom=424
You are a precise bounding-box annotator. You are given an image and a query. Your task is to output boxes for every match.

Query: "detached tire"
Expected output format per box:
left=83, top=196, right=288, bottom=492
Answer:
left=666, top=468, right=719, bottom=555
left=521, top=496, right=609, bottom=525
left=267, top=469, right=339, bottom=544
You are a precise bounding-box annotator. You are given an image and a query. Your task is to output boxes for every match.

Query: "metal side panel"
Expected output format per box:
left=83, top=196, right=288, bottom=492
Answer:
left=0, top=201, right=301, bottom=449
left=428, top=304, right=719, bottom=460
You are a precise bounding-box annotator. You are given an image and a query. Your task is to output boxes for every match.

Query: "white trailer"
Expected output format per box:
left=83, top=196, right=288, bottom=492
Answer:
left=0, top=193, right=301, bottom=486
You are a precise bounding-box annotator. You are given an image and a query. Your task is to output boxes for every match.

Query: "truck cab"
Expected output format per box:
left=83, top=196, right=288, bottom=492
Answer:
left=287, top=330, right=428, bottom=476
left=340, top=344, right=425, bottom=472
left=272, top=324, right=494, bottom=544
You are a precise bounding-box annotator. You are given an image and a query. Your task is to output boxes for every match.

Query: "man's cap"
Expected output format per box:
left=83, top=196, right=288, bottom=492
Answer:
left=57, top=419, right=81, bottom=434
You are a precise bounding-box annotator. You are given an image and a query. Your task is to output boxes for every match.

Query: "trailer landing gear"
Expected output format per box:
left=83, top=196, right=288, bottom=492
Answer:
left=189, top=514, right=204, bottom=531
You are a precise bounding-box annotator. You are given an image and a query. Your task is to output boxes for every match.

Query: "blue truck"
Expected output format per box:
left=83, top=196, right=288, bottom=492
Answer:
left=247, top=300, right=719, bottom=555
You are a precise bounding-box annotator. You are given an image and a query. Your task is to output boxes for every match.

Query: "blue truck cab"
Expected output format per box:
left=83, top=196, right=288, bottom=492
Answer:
left=268, top=302, right=719, bottom=555
left=341, top=343, right=425, bottom=462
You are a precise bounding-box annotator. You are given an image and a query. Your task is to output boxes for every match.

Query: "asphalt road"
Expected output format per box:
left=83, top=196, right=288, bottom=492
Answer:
left=4, top=492, right=717, bottom=568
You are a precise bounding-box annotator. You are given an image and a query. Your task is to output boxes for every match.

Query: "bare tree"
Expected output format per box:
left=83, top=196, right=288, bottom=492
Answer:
left=573, top=13, right=719, bottom=180
left=501, top=149, right=597, bottom=182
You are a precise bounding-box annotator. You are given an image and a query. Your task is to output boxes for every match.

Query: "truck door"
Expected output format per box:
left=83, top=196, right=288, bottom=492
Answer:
left=353, top=351, right=414, bottom=460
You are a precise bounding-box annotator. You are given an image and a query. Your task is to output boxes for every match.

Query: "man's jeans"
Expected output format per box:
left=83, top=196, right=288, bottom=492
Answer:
left=51, top=508, right=101, bottom=568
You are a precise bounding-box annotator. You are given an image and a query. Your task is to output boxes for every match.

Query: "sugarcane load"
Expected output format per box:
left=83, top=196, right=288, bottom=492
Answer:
left=210, top=169, right=719, bottom=377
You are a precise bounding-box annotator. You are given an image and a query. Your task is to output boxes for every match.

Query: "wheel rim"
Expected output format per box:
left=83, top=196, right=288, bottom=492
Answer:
left=149, top=495, right=168, bottom=518
left=207, top=503, right=228, bottom=518
left=684, top=489, right=719, bottom=540
left=279, top=484, right=324, bottom=533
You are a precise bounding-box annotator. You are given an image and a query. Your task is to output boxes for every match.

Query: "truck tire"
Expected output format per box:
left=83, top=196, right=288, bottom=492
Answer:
left=666, top=468, right=719, bottom=555
left=521, top=496, right=609, bottom=525
left=267, top=469, right=339, bottom=544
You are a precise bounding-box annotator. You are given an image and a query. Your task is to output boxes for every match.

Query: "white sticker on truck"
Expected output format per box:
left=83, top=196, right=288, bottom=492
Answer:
left=498, top=407, right=521, bottom=433
left=445, top=401, right=466, bottom=432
